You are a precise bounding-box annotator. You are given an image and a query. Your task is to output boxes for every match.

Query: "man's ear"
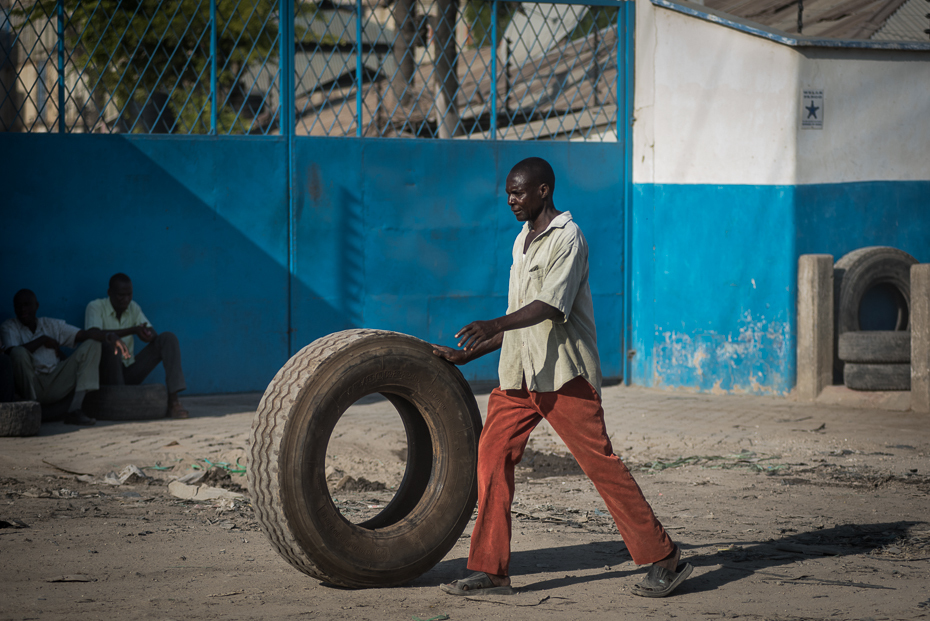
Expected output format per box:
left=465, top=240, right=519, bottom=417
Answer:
left=539, top=183, right=550, bottom=200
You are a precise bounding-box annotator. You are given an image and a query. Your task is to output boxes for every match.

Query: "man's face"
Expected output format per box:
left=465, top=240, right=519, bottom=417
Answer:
left=108, top=281, right=133, bottom=314
left=14, top=294, right=38, bottom=326
left=505, top=171, right=546, bottom=223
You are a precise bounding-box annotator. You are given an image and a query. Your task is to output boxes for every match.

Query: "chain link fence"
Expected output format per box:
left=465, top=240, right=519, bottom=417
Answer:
left=0, top=0, right=622, bottom=139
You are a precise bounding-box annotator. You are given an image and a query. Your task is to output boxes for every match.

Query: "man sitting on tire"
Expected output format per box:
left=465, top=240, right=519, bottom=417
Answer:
left=433, top=157, right=692, bottom=598
left=1, top=289, right=123, bottom=425
left=85, top=273, right=189, bottom=419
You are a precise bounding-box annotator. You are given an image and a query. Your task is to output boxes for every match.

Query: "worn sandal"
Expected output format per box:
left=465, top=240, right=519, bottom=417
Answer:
left=631, top=562, right=693, bottom=598
left=440, top=572, right=514, bottom=596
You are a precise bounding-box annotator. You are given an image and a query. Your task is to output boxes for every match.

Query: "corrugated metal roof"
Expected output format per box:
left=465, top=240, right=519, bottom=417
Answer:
left=872, top=0, right=930, bottom=40
left=700, top=0, right=928, bottom=40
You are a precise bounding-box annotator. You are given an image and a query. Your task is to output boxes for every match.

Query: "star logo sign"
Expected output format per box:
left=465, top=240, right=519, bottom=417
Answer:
left=805, top=101, right=820, bottom=119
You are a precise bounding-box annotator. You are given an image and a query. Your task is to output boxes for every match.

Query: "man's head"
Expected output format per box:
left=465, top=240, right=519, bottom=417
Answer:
left=13, top=289, right=38, bottom=329
left=108, top=273, right=133, bottom=314
left=506, top=157, right=556, bottom=223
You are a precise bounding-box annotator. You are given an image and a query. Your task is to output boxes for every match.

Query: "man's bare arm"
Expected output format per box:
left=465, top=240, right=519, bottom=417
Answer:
left=456, top=300, right=562, bottom=352
left=432, top=300, right=561, bottom=366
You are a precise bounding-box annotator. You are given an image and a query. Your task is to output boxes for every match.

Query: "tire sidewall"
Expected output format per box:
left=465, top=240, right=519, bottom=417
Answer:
left=277, top=334, right=480, bottom=587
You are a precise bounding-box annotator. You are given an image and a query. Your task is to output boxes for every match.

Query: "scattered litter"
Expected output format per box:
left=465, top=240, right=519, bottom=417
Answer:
left=465, top=593, right=550, bottom=607
left=141, top=464, right=173, bottom=471
left=333, top=475, right=387, bottom=492
left=0, top=518, right=29, bottom=529
left=633, top=451, right=788, bottom=474
left=75, top=475, right=95, bottom=484
left=41, top=460, right=93, bottom=476
left=103, top=465, right=151, bottom=486
left=413, top=615, right=450, bottom=621
left=167, top=481, right=244, bottom=501
left=190, top=458, right=246, bottom=475
left=775, top=543, right=839, bottom=556
left=47, top=575, right=95, bottom=583
left=176, top=470, right=206, bottom=485
left=209, top=590, right=245, bottom=597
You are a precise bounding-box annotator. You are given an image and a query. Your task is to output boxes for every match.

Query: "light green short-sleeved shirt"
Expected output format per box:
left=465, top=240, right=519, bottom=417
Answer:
left=85, top=297, right=152, bottom=366
left=498, top=211, right=602, bottom=395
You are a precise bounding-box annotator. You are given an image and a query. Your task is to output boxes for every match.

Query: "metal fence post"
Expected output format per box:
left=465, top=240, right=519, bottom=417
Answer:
left=57, top=0, right=65, bottom=133
left=210, top=0, right=217, bottom=134
left=621, top=0, right=634, bottom=385
left=490, top=0, right=497, bottom=140
left=280, top=0, right=296, bottom=355
left=356, top=0, right=363, bottom=137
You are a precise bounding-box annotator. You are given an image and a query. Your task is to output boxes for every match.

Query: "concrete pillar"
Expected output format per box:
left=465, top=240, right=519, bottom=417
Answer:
left=797, top=254, right=834, bottom=401
left=911, top=264, right=930, bottom=413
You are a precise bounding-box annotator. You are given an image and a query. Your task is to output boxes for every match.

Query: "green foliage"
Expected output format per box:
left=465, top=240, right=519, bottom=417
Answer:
left=462, top=0, right=515, bottom=49
left=20, top=0, right=279, bottom=133
left=568, top=6, right=617, bottom=41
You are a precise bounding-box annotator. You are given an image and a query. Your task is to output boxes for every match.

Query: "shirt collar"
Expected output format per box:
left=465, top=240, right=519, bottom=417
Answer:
left=522, top=210, right=573, bottom=236
left=102, top=297, right=118, bottom=317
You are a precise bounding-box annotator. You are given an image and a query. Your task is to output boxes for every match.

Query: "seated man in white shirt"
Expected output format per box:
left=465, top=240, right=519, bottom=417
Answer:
left=1, top=289, right=121, bottom=425
left=85, top=273, right=188, bottom=419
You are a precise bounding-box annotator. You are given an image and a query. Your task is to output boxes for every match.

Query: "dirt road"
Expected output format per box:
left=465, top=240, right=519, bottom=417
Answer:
left=1, top=386, right=928, bottom=620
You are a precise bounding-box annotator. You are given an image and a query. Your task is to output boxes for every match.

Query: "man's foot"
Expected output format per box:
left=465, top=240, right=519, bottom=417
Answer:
left=440, top=572, right=514, bottom=596
left=167, top=400, right=189, bottom=419
left=631, top=546, right=692, bottom=598
left=64, top=410, right=97, bottom=426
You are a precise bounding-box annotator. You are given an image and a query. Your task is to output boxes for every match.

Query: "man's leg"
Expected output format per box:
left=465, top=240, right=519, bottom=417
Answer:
left=98, top=339, right=126, bottom=386
left=34, top=341, right=101, bottom=425
left=124, top=332, right=187, bottom=418
left=466, top=386, right=543, bottom=579
left=8, top=347, right=38, bottom=401
left=540, top=377, right=675, bottom=565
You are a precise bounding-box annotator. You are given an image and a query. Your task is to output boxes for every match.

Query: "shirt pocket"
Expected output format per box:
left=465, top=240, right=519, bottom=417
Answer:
left=526, top=264, right=545, bottom=297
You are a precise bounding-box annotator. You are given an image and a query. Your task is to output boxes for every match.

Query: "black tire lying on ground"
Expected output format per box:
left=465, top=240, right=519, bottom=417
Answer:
left=837, top=331, right=911, bottom=364
left=82, top=384, right=168, bottom=421
left=843, top=363, right=911, bottom=391
left=248, top=329, right=482, bottom=589
left=833, top=246, right=917, bottom=381
left=0, top=401, right=42, bottom=437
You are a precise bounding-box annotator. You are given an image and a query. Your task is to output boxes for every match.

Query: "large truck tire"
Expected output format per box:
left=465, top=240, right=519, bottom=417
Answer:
left=843, top=362, right=911, bottom=391
left=837, top=331, right=910, bottom=364
left=833, top=246, right=917, bottom=381
left=248, top=330, right=482, bottom=588
left=0, top=401, right=42, bottom=437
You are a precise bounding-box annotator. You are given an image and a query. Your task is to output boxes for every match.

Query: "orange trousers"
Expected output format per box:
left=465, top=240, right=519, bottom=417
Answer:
left=467, top=376, right=674, bottom=576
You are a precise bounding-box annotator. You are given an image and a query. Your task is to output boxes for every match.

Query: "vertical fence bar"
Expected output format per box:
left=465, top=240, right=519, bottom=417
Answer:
left=210, top=0, right=218, bottom=134
left=621, top=0, right=634, bottom=386
left=280, top=0, right=296, bottom=356
left=356, top=0, right=363, bottom=137
left=490, top=0, right=497, bottom=140
left=56, top=0, right=65, bottom=133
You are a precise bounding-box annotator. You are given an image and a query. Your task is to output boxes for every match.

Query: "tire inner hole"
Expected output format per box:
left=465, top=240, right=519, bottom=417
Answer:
left=324, top=393, right=432, bottom=528
left=859, top=283, right=908, bottom=331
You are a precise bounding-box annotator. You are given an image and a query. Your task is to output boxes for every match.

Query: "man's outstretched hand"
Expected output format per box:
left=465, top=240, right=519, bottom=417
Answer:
left=432, top=344, right=472, bottom=365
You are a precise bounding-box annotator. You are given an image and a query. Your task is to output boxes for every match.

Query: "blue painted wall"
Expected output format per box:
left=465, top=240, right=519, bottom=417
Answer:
left=0, top=134, right=626, bottom=394
left=631, top=180, right=930, bottom=395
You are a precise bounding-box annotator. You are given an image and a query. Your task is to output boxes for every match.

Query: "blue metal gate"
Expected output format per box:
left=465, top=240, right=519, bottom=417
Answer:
left=1, top=0, right=634, bottom=390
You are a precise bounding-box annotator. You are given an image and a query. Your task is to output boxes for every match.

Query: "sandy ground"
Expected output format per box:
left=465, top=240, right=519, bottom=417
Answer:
left=1, top=384, right=929, bottom=621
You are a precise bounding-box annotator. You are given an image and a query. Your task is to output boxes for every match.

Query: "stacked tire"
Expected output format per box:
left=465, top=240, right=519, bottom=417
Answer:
left=834, top=246, right=916, bottom=391
left=838, top=331, right=910, bottom=391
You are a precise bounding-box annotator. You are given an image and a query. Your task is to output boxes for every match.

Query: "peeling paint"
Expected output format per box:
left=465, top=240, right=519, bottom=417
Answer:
left=653, top=311, right=791, bottom=395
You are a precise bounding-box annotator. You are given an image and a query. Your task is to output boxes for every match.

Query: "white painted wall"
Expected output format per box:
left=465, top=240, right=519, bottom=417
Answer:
left=797, top=50, right=930, bottom=184
left=634, top=0, right=930, bottom=186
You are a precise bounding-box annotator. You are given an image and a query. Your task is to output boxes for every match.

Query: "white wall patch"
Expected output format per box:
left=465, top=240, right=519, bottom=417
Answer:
left=801, top=89, right=824, bottom=130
